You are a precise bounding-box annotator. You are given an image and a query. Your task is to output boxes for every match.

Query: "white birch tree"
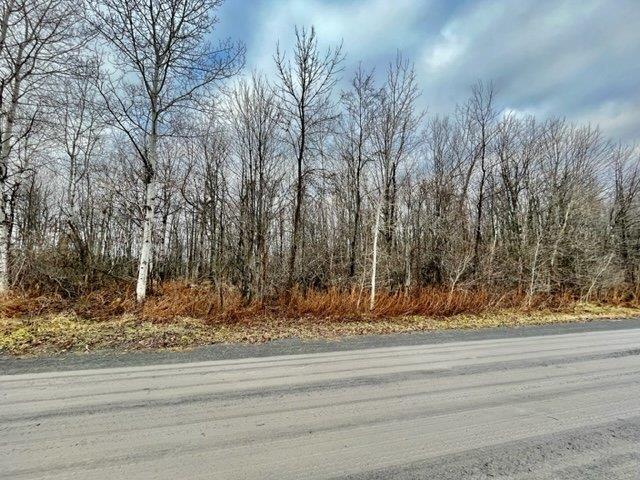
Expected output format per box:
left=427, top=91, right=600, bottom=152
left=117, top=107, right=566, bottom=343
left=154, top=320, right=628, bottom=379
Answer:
left=0, top=0, right=83, bottom=292
left=88, top=0, right=243, bottom=301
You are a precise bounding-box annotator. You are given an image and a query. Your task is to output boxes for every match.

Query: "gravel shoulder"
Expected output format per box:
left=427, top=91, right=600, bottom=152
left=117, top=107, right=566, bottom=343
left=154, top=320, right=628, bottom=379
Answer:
left=2, top=317, right=639, bottom=375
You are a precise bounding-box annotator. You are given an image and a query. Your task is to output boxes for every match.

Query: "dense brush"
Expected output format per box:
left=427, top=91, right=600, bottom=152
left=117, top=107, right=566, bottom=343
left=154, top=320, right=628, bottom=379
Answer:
left=1, top=280, right=638, bottom=323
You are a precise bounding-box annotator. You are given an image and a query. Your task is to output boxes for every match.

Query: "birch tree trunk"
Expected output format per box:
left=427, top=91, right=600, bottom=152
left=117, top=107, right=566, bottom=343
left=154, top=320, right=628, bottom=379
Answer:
left=370, top=199, right=382, bottom=311
left=136, top=176, right=156, bottom=302
left=0, top=71, right=21, bottom=293
left=0, top=195, right=9, bottom=293
left=136, top=129, right=157, bottom=303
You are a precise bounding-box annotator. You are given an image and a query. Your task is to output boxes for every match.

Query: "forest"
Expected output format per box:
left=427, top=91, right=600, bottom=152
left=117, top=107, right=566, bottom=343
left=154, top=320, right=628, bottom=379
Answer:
left=2, top=0, right=640, bottom=335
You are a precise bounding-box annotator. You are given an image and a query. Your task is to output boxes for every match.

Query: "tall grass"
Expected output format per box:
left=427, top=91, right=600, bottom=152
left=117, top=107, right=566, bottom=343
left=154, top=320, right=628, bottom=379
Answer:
left=2, top=280, right=638, bottom=323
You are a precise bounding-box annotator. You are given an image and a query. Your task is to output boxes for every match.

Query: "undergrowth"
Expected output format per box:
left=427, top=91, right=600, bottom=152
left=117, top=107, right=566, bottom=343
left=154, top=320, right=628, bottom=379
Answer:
left=2, top=281, right=639, bottom=356
left=2, top=280, right=638, bottom=323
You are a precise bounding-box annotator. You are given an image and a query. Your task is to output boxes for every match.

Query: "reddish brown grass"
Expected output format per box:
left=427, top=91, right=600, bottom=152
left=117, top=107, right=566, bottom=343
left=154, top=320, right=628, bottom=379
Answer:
left=2, top=280, right=639, bottom=324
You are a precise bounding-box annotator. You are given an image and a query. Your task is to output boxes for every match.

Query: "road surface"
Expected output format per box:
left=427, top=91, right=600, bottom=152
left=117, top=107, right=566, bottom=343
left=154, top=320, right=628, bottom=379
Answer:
left=2, top=324, right=640, bottom=479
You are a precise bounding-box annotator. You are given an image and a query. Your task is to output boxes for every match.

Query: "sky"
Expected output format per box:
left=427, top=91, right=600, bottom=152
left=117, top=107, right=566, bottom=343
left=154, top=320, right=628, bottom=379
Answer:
left=214, top=0, right=640, bottom=144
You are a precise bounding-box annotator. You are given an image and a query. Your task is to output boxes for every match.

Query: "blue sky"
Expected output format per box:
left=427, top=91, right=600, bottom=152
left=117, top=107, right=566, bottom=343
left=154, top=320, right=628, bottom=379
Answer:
left=215, top=0, right=640, bottom=143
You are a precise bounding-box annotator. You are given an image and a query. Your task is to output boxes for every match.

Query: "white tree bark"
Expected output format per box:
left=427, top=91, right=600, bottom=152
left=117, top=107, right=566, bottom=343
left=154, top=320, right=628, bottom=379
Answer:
left=136, top=130, right=157, bottom=303
left=0, top=205, right=9, bottom=293
left=369, top=199, right=382, bottom=311
left=136, top=177, right=156, bottom=302
left=0, top=76, right=20, bottom=293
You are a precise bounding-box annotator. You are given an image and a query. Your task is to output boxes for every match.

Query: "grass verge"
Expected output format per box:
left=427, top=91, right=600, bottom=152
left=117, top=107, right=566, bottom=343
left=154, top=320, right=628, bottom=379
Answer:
left=1, top=303, right=639, bottom=356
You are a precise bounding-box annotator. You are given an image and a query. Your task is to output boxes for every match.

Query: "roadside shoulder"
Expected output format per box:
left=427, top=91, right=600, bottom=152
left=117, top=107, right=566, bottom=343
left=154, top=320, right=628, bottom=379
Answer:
left=2, top=317, right=639, bottom=376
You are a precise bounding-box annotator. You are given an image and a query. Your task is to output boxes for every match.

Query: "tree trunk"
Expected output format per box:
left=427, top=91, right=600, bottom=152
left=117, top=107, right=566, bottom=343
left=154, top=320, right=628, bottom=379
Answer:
left=0, top=70, right=21, bottom=293
left=136, top=175, right=156, bottom=302
left=0, top=211, right=9, bottom=292
left=287, top=145, right=304, bottom=290
left=136, top=126, right=157, bottom=303
left=472, top=166, right=486, bottom=275
left=348, top=187, right=361, bottom=278
left=370, top=199, right=382, bottom=310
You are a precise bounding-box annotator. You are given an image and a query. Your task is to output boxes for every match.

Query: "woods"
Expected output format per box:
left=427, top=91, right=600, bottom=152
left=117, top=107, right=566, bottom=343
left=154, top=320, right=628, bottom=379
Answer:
left=2, top=0, right=640, bottom=313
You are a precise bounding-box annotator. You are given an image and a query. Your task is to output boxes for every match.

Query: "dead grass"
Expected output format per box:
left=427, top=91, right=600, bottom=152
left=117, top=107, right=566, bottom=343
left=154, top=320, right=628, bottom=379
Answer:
left=1, top=302, right=639, bottom=356
left=1, top=281, right=639, bottom=356
left=4, top=281, right=638, bottom=322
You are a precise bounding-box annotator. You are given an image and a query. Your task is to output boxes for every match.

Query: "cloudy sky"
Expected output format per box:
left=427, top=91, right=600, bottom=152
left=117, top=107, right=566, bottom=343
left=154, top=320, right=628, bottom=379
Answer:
left=215, top=0, right=640, bottom=143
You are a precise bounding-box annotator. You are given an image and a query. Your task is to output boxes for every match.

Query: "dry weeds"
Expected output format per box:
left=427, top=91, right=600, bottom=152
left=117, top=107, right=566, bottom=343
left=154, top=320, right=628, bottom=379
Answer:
left=1, top=288, right=639, bottom=356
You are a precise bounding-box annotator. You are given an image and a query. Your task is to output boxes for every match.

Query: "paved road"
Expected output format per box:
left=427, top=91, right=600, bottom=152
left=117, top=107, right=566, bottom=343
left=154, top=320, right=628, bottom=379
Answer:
left=2, top=325, right=640, bottom=479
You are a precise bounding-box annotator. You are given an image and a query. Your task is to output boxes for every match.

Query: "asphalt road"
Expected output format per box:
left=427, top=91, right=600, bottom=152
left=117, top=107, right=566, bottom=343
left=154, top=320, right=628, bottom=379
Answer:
left=2, top=323, right=640, bottom=479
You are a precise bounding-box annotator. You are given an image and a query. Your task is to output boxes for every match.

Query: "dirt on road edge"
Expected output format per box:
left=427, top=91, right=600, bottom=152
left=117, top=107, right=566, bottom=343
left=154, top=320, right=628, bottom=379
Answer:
left=2, top=304, right=640, bottom=357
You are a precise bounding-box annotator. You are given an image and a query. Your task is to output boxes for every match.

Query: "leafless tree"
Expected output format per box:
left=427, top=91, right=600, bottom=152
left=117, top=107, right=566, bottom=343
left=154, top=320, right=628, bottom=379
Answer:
left=0, top=0, right=84, bottom=291
left=337, top=64, right=377, bottom=280
left=274, top=26, right=343, bottom=289
left=1, top=14, right=637, bottom=307
left=371, top=54, right=422, bottom=290
left=228, top=73, right=284, bottom=299
left=88, top=0, right=244, bottom=301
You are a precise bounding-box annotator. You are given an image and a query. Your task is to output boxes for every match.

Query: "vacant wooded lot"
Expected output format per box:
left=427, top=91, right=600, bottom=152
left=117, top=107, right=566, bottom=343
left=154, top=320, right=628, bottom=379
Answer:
left=1, top=0, right=639, bottom=355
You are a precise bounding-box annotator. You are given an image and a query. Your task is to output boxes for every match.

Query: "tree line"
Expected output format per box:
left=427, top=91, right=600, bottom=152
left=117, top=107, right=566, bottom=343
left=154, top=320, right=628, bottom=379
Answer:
left=2, top=0, right=639, bottom=306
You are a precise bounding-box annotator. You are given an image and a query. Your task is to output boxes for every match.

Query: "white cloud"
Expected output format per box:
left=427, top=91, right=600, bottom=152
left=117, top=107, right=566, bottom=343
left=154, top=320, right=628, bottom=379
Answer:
left=425, top=27, right=466, bottom=71
left=225, top=0, right=640, bottom=143
left=574, top=100, right=640, bottom=144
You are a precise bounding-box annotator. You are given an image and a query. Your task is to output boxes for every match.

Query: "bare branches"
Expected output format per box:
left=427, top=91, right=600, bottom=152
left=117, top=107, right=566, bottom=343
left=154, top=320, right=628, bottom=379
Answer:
left=274, top=25, right=344, bottom=288
left=1, top=12, right=638, bottom=304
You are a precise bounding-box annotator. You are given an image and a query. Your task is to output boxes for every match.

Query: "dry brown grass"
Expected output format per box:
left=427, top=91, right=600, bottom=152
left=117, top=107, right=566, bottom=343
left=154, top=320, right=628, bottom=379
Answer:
left=2, top=281, right=639, bottom=356
left=2, top=281, right=639, bottom=323
left=2, top=304, right=639, bottom=356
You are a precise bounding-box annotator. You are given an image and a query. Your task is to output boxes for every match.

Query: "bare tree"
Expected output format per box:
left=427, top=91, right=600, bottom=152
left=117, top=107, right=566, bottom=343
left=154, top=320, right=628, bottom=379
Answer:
left=88, top=0, right=244, bottom=301
left=0, top=0, right=84, bottom=292
left=228, top=73, right=283, bottom=300
left=274, top=26, right=343, bottom=290
left=1, top=14, right=637, bottom=310
left=52, top=70, right=104, bottom=284
left=465, top=81, right=497, bottom=276
left=371, top=54, right=422, bottom=286
left=611, top=145, right=640, bottom=285
left=337, top=64, right=376, bottom=279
